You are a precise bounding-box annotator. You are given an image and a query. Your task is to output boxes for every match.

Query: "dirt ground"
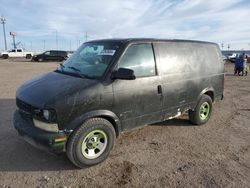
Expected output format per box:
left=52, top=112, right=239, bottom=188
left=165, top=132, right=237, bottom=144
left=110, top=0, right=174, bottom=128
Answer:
left=0, top=58, right=249, bottom=188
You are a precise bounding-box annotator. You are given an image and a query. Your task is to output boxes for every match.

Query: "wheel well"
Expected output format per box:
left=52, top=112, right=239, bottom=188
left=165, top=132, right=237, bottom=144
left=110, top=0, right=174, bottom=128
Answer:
left=204, top=91, right=214, bottom=101
left=98, top=115, right=120, bottom=137
left=3, top=54, right=9, bottom=58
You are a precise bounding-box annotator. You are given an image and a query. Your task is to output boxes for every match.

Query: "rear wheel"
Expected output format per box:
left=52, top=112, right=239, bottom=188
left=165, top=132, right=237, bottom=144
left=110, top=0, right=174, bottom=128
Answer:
left=189, top=95, right=212, bottom=125
left=66, top=118, right=116, bottom=168
left=26, top=54, right=32, bottom=59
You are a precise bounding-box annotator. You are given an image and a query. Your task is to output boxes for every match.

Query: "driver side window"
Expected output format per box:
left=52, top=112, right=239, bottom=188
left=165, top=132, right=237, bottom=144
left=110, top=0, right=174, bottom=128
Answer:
left=118, top=43, right=156, bottom=77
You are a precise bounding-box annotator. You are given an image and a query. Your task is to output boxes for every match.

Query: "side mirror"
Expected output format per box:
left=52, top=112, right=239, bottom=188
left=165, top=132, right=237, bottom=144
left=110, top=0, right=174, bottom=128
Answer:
left=112, top=68, right=136, bottom=80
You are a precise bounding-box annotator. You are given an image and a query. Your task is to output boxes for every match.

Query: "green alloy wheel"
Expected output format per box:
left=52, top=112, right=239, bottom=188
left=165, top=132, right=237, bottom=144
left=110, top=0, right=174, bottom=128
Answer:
left=66, top=118, right=116, bottom=168
left=199, top=102, right=210, bottom=120
left=81, top=130, right=107, bottom=159
left=189, top=94, right=213, bottom=125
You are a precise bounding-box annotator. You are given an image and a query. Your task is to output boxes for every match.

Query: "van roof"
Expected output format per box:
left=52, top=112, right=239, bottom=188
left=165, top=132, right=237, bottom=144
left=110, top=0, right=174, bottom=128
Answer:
left=87, top=38, right=217, bottom=45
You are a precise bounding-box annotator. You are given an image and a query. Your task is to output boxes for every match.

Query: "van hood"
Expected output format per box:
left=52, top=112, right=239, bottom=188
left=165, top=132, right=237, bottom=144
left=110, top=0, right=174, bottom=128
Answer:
left=16, top=71, right=99, bottom=108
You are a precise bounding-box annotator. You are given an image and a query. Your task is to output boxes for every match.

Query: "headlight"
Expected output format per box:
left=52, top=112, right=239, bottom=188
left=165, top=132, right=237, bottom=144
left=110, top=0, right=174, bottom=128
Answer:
left=33, top=108, right=57, bottom=122
left=43, top=110, right=50, bottom=120
left=33, top=118, right=59, bottom=133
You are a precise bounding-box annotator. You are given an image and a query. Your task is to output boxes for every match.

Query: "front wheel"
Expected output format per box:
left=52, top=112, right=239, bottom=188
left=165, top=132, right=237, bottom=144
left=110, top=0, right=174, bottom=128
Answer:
left=2, top=54, right=9, bottom=59
left=66, top=118, right=116, bottom=168
left=189, top=94, right=213, bottom=125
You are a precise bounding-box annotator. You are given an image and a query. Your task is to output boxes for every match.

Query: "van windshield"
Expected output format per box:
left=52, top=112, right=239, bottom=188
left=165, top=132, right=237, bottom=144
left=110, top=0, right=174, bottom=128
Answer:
left=59, top=42, right=121, bottom=78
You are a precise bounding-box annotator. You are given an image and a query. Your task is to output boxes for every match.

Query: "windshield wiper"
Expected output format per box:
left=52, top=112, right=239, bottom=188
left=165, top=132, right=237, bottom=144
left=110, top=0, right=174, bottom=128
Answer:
left=68, top=66, right=81, bottom=72
left=67, top=66, right=93, bottom=79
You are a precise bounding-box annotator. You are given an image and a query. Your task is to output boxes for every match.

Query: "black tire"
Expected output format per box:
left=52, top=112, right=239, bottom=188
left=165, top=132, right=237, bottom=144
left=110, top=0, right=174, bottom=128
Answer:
left=38, top=58, right=43, bottom=62
left=26, top=54, right=32, bottom=59
left=66, top=118, right=116, bottom=168
left=189, top=94, right=213, bottom=125
left=2, top=54, right=9, bottom=59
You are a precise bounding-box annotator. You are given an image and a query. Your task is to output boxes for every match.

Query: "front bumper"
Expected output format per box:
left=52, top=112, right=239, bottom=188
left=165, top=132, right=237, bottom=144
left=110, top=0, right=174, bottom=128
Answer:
left=13, top=110, right=67, bottom=154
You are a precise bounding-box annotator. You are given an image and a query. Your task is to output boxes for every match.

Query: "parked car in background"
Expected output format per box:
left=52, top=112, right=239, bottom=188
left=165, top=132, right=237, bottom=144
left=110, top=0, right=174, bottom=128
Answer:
left=228, top=53, right=240, bottom=62
left=222, top=55, right=227, bottom=63
left=32, top=50, right=68, bottom=62
left=0, top=48, right=33, bottom=59
left=247, top=56, right=250, bottom=63
left=67, top=51, right=74, bottom=58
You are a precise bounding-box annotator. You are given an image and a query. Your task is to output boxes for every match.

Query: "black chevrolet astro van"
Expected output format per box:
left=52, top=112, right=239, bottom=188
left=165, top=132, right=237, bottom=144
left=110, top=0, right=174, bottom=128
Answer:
left=14, top=39, right=224, bottom=168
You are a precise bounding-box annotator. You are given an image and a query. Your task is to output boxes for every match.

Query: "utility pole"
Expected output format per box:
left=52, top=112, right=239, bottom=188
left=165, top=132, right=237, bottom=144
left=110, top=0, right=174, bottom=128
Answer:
left=85, top=32, right=88, bottom=42
left=10, top=32, right=17, bottom=49
left=12, top=34, right=16, bottom=49
left=56, top=30, right=58, bottom=50
left=43, top=40, right=46, bottom=50
left=1, top=16, right=7, bottom=50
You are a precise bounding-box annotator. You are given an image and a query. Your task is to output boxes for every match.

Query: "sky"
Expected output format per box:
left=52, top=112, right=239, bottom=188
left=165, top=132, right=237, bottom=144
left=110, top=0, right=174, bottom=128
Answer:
left=0, top=0, right=250, bottom=51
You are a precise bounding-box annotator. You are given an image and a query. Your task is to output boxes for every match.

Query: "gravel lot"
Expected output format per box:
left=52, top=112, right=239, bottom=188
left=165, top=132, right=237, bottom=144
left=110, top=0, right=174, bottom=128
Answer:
left=0, top=59, right=249, bottom=188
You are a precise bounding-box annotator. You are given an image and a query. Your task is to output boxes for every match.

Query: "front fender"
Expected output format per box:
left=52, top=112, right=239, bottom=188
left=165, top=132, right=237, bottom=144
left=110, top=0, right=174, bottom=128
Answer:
left=64, top=110, right=122, bottom=137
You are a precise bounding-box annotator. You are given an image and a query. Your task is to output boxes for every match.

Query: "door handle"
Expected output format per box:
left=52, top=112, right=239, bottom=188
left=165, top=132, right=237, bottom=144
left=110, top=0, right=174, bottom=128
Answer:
left=157, top=85, right=162, bottom=94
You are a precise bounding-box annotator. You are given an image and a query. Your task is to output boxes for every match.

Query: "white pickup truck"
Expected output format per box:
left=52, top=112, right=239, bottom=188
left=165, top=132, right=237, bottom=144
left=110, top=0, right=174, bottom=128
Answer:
left=0, top=48, right=33, bottom=59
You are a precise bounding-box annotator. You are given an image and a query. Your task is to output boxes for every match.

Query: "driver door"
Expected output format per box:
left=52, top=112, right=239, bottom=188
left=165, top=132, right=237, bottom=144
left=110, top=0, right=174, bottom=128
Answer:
left=43, top=51, right=51, bottom=61
left=112, top=43, right=163, bottom=131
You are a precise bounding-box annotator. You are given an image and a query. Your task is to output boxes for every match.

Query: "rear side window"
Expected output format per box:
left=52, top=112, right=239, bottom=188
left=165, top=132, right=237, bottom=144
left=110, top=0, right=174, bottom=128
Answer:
left=50, top=51, right=57, bottom=56
left=58, top=51, right=66, bottom=56
left=17, top=49, right=22, bottom=52
left=52, top=51, right=67, bottom=56
left=62, top=51, right=67, bottom=56
left=154, top=42, right=220, bottom=75
left=118, top=43, right=156, bottom=77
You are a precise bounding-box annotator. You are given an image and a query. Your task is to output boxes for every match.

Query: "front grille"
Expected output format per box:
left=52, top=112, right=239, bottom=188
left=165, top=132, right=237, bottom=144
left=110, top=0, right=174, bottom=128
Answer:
left=16, top=98, right=32, bottom=112
left=16, top=98, right=34, bottom=116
